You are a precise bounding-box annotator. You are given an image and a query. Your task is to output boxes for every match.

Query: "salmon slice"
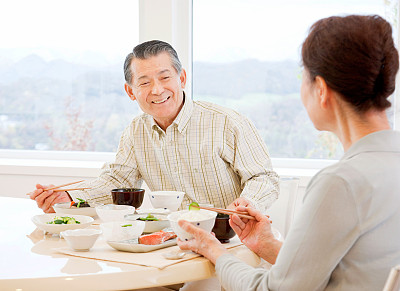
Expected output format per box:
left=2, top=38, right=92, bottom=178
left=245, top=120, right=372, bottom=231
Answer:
left=139, top=230, right=177, bottom=245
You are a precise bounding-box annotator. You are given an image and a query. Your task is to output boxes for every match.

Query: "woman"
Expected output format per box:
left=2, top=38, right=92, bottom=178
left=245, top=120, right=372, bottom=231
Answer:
left=177, top=15, right=400, bottom=290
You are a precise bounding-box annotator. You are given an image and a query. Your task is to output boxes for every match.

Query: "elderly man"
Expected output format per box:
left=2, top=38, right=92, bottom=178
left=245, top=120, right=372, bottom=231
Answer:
left=28, top=40, right=279, bottom=215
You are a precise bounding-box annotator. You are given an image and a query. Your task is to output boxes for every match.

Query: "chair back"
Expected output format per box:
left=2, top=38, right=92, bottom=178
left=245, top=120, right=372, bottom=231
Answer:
left=383, top=265, right=400, bottom=291
left=266, top=177, right=300, bottom=238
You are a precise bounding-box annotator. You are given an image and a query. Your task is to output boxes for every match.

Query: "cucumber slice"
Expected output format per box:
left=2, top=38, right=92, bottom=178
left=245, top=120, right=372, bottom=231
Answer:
left=189, top=202, right=200, bottom=211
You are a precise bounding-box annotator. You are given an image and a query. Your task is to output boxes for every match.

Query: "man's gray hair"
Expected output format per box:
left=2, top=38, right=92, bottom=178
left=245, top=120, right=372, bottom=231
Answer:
left=124, top=40, right=182, bottom=85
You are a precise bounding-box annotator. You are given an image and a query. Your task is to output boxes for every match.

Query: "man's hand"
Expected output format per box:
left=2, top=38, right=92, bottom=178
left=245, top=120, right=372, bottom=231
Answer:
left=27, top=184, right=72, bottom=213
left=227, top=197, right=252, bottom=210
left=177, top=220, right=229, bottom=265
left=230, top=206, right=282, bottom=264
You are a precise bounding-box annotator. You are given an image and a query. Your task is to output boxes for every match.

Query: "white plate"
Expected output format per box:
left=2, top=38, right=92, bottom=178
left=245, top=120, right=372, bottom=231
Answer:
left=107, top=238, right=177, bottom=253
left=124, top=213, right=170, bottom=233
left=31, top=214, right=94, bottom=234
left=53, top=202, right=98, bottom=217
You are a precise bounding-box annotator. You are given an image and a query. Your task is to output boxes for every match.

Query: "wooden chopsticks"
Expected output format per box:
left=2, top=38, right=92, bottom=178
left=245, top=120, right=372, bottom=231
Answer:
left=27, top=180, right=90, bottom=194
left=191, top=205, right=255, bottom=220
left=53, top=187, right=91, bottom=192
left=44, top=180, right=85, bottom=191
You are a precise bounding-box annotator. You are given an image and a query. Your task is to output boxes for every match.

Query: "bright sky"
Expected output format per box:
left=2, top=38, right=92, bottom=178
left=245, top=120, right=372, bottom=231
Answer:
left=0, top=0, right=139, bottom=64
left=193, top=0, right=389, bottom=62
left=0, top=0, right=392, bottom=64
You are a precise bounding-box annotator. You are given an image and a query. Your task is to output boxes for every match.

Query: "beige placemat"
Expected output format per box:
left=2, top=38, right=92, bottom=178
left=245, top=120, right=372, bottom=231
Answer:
left=55, top=236, right=243, bottom=270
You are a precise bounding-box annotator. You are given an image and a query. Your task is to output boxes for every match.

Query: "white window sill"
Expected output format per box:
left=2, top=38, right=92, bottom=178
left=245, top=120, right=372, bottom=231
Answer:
left=0, top=150, right=337, bottom=188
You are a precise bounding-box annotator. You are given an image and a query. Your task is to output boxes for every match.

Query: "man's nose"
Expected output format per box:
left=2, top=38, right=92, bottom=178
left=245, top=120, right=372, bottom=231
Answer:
left=151, top=79, right=164, bottom=95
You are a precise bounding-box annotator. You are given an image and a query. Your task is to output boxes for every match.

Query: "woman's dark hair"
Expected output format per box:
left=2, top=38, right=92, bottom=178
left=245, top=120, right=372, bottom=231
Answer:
left=124, top=40, right=182, bottom=85
left=302, top=15, right=399, bottom=112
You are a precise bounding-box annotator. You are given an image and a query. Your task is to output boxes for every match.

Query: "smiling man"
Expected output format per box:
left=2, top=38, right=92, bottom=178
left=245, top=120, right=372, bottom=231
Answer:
left=29, top=40, right=279, bottom=216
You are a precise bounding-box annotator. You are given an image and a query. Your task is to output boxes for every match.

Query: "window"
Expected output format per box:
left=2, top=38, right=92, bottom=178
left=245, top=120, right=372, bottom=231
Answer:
left=193, top=0, right=398, bottom=159
left=0, top=0, right=139, bottom=152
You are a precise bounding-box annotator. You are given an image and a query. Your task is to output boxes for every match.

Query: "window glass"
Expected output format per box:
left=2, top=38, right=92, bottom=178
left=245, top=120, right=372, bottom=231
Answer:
left=193, top=0, right=397, bottom=159
left=0, top=0, right=139, bottom=152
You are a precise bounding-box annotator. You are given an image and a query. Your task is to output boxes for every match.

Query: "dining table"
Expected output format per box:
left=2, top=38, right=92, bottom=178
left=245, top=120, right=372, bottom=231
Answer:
left=0, top=196, right=262, bottom=291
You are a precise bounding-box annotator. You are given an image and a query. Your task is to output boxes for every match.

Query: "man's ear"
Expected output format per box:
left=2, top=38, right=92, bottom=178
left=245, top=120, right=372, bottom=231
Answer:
left=180, top=69, right=187, bottom=89
left=124, top=83, right=136, bottom=101
left=315, top=76, right=330, bottom=109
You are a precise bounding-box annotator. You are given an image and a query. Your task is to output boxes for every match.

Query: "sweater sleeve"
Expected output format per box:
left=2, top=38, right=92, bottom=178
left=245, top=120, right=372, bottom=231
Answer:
left=216, top=172, right=360, bottom=290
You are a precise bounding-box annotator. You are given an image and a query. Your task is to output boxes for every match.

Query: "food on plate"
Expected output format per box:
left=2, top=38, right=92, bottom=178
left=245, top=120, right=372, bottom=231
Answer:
left=178, top=209, right=215, bottom=222
left=137, top=213, right=159, bottom=221
left=188, top=202, right=200, bottom=211
left=139, top=230, right=177, bottom=245
left=46, top=216, right=81, bottom=224
left=70, top=198, right=90, bottom=208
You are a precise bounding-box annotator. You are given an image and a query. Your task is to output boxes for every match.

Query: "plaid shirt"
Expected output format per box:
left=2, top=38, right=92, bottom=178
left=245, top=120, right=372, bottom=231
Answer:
left=70, top=96, right=279, bottom=211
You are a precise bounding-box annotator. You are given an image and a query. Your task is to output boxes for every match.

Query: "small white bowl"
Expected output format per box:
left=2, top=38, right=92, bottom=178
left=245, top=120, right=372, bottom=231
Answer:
left=53, top=202, right=98, bottom=217
left=148, top=191, right=185, bottom=211
left=124, top=213, right=170, bottom=233
left=61, top=229, right=102, bottom=251
left=31, top=214, right=94, bottom=234
left=167, top=209, right=217, bottom=241
left=100, top=221, right=145, bottom=242
left=95, top=204, right=135, bottom=222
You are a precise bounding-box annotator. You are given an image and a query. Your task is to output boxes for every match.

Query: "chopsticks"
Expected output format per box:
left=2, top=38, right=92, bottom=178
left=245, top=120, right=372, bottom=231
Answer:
left=53, top=187, right=91, bottom=192
left=26, top=180, right=90, bottom=194
left=44, top=180, right=85, bottom=191
left=191, top=205, right=255, bottom=220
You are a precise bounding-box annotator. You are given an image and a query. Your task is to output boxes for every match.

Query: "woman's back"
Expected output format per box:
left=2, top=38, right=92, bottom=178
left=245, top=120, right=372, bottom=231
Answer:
left=270, top=131, right=400, bottom=290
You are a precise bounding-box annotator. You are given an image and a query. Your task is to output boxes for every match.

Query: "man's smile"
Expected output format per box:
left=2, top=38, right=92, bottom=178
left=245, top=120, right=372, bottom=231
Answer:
left=152, top=96, right=170, bottom=104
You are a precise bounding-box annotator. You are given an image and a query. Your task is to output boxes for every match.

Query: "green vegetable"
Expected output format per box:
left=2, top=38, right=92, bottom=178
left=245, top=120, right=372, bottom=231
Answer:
left=121, top=224, right=132, bottom=227
left=76, top=198, right=86, bottom=208
left=189, top=202, right=200, bottom=211
left=47, top=216, right=81, bottom=224
left=138, top=214, right=159, bottom=221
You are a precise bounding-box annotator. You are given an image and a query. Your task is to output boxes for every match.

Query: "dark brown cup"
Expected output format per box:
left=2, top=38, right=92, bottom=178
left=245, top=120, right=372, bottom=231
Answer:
left=212, top=213, right=236, bottom=243
left=111, top=188, right=145, bottom=208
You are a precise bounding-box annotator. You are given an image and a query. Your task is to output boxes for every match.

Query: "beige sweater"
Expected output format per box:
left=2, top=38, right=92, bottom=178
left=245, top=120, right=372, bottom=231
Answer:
left=216, top=130, right=400, bottom=291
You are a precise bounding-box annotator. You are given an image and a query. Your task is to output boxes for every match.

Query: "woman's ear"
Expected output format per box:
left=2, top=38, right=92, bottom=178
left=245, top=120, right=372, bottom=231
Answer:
left=124, top=83, right=136, bottom=101
left=315, top=76, right=330, bottom=109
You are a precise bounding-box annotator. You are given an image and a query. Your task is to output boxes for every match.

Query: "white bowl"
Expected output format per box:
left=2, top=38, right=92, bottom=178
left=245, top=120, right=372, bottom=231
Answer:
left=61, top=228, right=102, bottom=251
left=167, top=209, right=217, bottom=241
left=124, top=213, right=170, bottom=233
left=148, top=191, right=185, bottom=211
left=100, top=221, right=145, bottom=242
left=31, top=214, right=94, bottom=234
left=53, top=202, right=98, bottom=217
left=95, top=204, right=135, bottom=222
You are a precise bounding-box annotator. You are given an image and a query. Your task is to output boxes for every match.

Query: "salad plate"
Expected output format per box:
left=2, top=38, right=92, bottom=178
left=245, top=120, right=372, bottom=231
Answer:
left=31, top=214, right=94, bottom=234
left=107, top=238, right=177, bottom=253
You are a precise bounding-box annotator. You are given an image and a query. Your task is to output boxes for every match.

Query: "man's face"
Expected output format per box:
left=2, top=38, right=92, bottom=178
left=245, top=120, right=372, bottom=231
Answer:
left=125, top=52, right=186, bottom=130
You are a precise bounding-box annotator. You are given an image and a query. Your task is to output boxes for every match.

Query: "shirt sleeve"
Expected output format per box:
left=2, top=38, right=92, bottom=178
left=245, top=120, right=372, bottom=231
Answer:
left=215, top=173, right=360, bottom=290
left=223, top=114, right=279, bottom=212
left=68, top=124, right=143, bottom=204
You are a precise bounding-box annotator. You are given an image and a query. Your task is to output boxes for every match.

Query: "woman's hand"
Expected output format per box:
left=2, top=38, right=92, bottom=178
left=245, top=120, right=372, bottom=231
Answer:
left=27, top=184, right=71, bottom=213
left=177, top=220, right=229, bottom=265
left=230, top=206, right=282, bottom=264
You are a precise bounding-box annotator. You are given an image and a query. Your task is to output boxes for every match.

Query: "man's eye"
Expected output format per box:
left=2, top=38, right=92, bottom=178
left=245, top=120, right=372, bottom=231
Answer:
left=162, top=76, right=170, bottom=80
left=140, top=82, right=150, bottom=86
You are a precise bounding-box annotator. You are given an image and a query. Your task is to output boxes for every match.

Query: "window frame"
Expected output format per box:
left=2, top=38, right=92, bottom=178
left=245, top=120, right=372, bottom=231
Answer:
left=0, top=0, right=398, bottom=175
